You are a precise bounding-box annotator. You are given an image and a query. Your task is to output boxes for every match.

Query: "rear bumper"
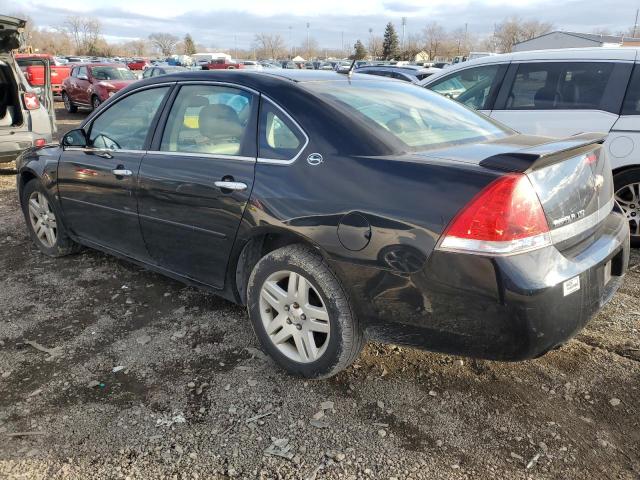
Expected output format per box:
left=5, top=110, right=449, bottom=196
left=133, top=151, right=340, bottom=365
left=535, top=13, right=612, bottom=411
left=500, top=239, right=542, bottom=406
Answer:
left=331, top=210, right=630, bottom=361
left=0, top=130, right=53, bottom=163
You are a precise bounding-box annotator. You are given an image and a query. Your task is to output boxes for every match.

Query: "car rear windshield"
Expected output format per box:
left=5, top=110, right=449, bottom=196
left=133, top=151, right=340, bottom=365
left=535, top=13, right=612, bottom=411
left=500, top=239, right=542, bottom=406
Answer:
left=306, top=80, right=511, bottom=151
left=91, top=66, right=136, bottom=80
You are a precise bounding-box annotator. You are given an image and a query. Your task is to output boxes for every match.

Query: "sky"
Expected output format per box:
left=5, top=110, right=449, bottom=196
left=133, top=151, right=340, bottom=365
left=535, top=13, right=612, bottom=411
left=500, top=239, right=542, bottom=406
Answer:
left=4, top=0, right=640, bottom=51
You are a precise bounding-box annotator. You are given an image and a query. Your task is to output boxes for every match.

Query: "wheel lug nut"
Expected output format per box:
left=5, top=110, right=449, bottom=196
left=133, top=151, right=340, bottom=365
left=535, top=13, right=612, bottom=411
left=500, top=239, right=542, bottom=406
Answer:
left=295, top=324, right=302, bottom=330
left=265, top=307, right=271, bottom=313
left=292, top=303, right=299, bottom=309
left=284, top=305, right=290, bottom=311
left=286, top=318, right=292, bottom=324
left=300, top=314, right=306, bottom=321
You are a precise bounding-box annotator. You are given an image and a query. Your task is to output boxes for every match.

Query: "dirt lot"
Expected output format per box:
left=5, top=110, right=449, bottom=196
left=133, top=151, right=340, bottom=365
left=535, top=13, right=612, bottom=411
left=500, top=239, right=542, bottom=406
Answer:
left=0, top=105, right=639, bottom=479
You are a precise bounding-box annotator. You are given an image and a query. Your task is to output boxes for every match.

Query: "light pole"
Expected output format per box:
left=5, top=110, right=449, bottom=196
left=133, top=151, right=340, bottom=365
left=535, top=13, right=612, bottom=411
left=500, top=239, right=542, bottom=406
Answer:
left=289, top=26, right=292, bottom=59
left=341, top=31, right=344, bottom=58
left=401, top=16, right=407, bottom=55
left=368, top=28, right=373, bottom=59
left=634, top=9, right=639, bottom=38
left=306, top=22, right=310, bottom=59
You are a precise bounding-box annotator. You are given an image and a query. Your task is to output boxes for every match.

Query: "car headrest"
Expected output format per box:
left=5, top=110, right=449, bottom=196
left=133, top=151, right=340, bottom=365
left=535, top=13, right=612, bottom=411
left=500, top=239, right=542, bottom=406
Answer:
left=534, top=86, right=558, bottom=108
left=187, top=95, right=210, bottom=108
left=199, top=104, right=243, bottom=140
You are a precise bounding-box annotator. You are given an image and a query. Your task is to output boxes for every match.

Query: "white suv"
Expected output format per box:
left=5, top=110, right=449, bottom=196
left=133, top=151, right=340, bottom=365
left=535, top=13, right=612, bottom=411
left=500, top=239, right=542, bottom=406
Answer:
left=420, top=47, right=640, bottom=246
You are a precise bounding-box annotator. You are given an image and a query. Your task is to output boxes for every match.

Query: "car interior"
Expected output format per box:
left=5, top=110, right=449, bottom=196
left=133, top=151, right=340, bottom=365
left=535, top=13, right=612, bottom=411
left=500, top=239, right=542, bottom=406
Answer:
left=0, top=61, right=22, bottom=128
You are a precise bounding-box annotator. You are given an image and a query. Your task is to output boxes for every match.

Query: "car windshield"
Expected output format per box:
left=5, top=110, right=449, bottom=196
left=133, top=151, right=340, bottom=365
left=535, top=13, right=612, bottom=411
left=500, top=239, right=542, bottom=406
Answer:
left=305, top=80, right=511, bottom=151
left=91, top=66, right=136, bottom=80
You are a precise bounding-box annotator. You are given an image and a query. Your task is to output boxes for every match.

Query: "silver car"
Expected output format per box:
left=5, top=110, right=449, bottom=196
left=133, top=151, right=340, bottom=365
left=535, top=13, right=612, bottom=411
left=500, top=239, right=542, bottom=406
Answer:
left=0, top=16, right=55, bottom=164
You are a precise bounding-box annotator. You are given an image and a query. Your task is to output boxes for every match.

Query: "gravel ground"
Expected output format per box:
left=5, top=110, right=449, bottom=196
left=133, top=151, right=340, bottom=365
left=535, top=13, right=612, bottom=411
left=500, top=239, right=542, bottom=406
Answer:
left=0, top=105, right=638, bottom=479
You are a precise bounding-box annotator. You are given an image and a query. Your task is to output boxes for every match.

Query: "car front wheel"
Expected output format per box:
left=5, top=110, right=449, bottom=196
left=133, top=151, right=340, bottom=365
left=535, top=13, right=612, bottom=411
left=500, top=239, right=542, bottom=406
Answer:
left=614, top=168, right=640, bottom=248
left=21, top=179, right=81, bottom=257
left=91, top=95, right=101, bottom=111
left=62, top=92, right=77, bottom=113
left=246, top=244, right=364, bottom=378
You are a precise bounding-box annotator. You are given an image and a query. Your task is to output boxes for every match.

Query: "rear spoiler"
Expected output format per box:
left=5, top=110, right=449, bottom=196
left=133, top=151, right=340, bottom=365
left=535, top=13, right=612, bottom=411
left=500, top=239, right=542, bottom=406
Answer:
left=479, top=133, right=606, bottom=173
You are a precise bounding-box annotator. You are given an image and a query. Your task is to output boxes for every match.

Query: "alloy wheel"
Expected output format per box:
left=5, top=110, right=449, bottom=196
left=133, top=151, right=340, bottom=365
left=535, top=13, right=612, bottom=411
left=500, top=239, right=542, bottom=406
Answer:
left=63, top=94, right=70, bottom=111
left=28, top=191, right=57, bottom=248
left=92, top=96, right=101, bottom=110
left=259, top=270, right=330, bottom=363
left=615, top=182, right=640, bottom=238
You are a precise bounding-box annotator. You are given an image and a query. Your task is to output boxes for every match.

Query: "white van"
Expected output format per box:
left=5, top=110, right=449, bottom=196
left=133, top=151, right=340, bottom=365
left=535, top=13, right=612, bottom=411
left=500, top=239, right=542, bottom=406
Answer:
left=420, top=47, right=640, bottom=246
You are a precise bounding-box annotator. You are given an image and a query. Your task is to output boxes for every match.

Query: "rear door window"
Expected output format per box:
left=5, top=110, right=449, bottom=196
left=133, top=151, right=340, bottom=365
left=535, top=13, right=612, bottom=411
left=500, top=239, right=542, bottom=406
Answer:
left=622, top=65, right=640, bottom=115
left=160, top=84, right=256, bottom=157
left=505, top=62, right=614, bottom=110
left=429, top=64, right=503, bottom=110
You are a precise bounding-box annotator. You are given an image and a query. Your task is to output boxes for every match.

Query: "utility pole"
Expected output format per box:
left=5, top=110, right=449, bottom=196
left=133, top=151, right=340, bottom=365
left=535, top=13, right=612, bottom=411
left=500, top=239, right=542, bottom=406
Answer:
left=634, top=9, right=639, bottom=38
left=234, top=35, right=237, bottom=61
left=368, top=27, right=373, bottom=60
left=306, top=22, right=310, bottom=59
left=341, top=31, right=344, bottom=58
left=288, top=26, right=292, bottom=59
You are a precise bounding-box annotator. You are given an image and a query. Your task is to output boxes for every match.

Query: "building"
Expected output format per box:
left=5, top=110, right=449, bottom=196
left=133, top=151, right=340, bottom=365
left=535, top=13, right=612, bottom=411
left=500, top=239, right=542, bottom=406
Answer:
left=513, top=31, right=640, bottom=52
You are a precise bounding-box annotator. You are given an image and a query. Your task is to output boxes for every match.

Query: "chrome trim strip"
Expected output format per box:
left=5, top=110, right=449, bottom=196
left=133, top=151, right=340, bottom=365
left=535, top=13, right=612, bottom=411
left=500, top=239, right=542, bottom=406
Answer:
left=138, top=213, right=227, bottom=239
left=257, top=95, right=310, bottom=166
left=438, top=233, right=552, bottom=256
left=174, top=79, right=260, bottom=96
left=64, top=147, right=146, bottom=154
left=550, top=197, right=615, bottom=244
left=145, top=150, right=255, bottom=162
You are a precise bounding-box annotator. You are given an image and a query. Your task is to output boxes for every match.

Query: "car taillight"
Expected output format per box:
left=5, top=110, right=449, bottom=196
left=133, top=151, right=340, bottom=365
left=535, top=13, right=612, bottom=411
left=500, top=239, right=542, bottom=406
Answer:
left=34, top=138, right=46, bottom=148
left=438, top=173, right=551, bottom=255
left=23, top=92, right=40, bottom=110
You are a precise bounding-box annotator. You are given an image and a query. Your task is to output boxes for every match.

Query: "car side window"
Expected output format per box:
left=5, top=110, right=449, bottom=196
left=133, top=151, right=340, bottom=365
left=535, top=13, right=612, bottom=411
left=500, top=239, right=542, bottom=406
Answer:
left=259, top=100, right=305, bottom=161
left=142, top=68, right=153, bottom=78
left=622, top=65, right=640, bottom=115
left=429, top=64, right=501, bottom=110
left=88, top=87, right=169, bottom=150
left=506, top=62, right=614, bottom=110
left=160, top=85, right=255, bottom=156
left=78, top=66, right=88, bottom=78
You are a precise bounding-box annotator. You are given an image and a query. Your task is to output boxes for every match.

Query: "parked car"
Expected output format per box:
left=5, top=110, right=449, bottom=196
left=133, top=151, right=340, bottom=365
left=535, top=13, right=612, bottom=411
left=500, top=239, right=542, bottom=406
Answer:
left=142, top=65, right=188, bottom=78
left=356, top=65, right=441, bottom=83
left=432, top=62, right=450, bottom=69
left=239, top=60, right=263, bottom=70
left=126, top=58, right=150, bottom=71
left=420, top=47, right=640, bottom=246
left=16, top=53, right=71, bottom=96
left=203, top=58, right=245, bottom=70
left=259, top=61, right=282, bottom=69
left=17, top=69, right=629, bottom=377
left=61, top=63, right=137, bottom=112
left=0, top=16, right=56, bottom=164
left=280, top=61, right=296, bottom=69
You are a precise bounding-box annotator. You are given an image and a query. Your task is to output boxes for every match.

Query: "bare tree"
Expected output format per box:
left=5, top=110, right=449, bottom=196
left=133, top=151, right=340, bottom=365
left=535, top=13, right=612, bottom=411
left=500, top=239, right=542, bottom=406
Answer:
left=401, top=33, right=423, bottom=61
left=423, top=22, right=446, bottom=60
left=148, top=32, right=179, bottom=56
left=64, top=16, right=102, bottom=55
left=494, top=16, right=553, bottom=53
left=368, top=35, right=383, bottom=61
left=253, top=33, right=286, bottom=60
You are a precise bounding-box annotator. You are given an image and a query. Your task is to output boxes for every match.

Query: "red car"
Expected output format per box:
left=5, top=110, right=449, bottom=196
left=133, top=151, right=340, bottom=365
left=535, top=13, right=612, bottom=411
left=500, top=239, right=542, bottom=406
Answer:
left=15, top=54, right=71, bottom=96
left=61, top=63, right=137, bottom=112
left=126, top=58, right=150, bottom=70
left=203, top=58, right=245, bottom=70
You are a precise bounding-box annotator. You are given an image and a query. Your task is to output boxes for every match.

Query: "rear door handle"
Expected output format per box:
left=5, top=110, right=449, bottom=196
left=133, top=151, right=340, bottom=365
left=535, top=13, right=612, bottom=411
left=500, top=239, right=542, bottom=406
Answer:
left=112, top=168, right=132, bottom=177
left=215, top=181, right=247, bottom=191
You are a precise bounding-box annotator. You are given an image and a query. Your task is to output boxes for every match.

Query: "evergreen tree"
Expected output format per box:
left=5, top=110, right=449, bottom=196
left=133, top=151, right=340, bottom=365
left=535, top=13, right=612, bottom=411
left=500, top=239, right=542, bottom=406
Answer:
left=352, top=39, right=368, bottom=60
left=183, top=33, right=196, bottom=56
left=382, top=22, right=399, bottom=60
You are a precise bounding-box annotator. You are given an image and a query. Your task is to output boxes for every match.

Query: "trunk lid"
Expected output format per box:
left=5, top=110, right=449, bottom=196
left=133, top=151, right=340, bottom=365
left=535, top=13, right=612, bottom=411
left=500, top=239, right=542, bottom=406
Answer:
left=418, top=133, right=614, bottom=248
left=0, top=16, right=26, bottom=52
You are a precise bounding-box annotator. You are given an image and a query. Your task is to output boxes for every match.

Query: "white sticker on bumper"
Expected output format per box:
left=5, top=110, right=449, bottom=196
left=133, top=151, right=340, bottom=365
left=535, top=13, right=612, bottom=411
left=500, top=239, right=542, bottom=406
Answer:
left=563, top=276, right=581, bottom=296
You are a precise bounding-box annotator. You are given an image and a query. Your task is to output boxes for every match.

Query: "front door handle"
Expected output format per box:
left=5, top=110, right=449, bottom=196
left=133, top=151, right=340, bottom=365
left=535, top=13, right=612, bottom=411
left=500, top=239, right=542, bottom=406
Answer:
left=95, top=151, right=113, bottom=159
left=112, top=168, right=133, bottom=177
left=214, top=180, right=247, bottom=191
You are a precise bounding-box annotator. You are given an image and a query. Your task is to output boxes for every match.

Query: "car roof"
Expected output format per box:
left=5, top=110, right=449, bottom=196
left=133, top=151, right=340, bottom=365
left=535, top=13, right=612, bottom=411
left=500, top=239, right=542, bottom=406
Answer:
left=420, top=46, right=640, bottom=86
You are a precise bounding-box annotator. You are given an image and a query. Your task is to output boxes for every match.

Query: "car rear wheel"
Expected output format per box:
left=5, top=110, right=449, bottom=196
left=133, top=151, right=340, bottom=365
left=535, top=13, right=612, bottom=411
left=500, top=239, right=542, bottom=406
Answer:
left=62, top=92, right=77, bottom=113
left=21, top=179, right=81, bottom=257
left=91, top=95, right=101, bottom=111
left=614, top=168, right=640, bottom=248
left=246, top=244, right=364, bottom=378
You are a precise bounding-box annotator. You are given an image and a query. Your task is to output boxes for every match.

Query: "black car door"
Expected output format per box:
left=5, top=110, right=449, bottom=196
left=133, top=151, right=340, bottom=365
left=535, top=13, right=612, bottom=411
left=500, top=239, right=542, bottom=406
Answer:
left=57, top=85, right=171, bottom=260
left=137, top=83, right=258, bottom=288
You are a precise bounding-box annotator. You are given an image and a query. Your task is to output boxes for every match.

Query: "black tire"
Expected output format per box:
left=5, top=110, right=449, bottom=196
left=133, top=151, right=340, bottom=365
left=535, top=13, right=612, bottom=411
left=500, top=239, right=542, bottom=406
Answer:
left=62, top=92, right=77, bottom=113
left=20, top=179, right=81, bottom=257
left=91, top=95, right=101, bottom=111
left=246, top=244, right=365, bottom=378
left=613, top=168, right=640, bottom=248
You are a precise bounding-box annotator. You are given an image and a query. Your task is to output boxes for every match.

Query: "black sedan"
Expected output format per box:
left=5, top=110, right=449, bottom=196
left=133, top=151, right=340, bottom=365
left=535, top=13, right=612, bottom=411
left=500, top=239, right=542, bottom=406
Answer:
left=16, top=70, right=629, bottom=378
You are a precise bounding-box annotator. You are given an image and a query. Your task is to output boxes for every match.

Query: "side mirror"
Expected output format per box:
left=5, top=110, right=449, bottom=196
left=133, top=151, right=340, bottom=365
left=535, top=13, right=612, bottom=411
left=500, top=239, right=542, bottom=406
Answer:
left=62, top=129, right=88, bottom=148
left=77, top=74, right=89, bottom=81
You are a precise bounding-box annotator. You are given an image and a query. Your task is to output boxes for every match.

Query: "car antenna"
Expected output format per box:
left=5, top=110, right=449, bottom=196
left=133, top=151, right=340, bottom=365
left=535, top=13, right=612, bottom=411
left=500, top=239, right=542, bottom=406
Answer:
left=347, top=57, right=357, bottom=78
